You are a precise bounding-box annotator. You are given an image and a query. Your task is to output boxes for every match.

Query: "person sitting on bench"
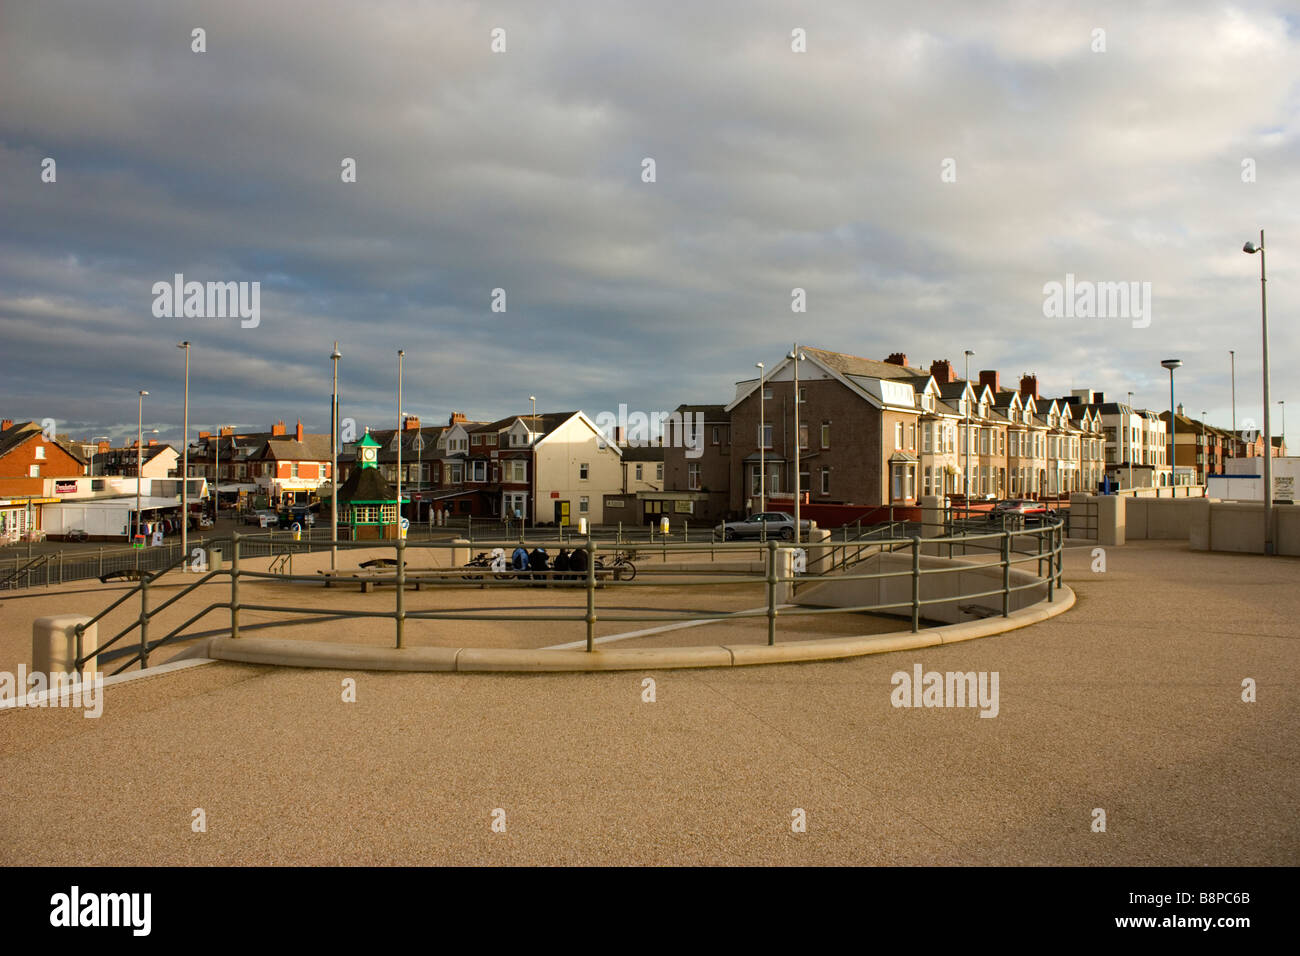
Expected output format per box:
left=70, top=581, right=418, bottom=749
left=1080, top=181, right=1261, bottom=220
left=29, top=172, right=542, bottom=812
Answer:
left=553, top=548, right=572, bottom=582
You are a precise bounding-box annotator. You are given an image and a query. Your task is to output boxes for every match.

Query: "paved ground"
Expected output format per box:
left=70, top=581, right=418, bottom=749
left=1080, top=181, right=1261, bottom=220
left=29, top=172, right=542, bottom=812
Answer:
left=0, top=539, right=1296, bottom=865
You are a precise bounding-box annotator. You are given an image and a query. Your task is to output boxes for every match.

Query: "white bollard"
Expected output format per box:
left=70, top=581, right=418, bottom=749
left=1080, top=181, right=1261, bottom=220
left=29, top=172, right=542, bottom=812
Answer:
left=33, top=616, right=99, bottom=682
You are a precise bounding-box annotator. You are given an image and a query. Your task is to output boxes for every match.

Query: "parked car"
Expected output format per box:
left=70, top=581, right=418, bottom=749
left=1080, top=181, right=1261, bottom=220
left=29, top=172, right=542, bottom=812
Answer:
left=714, top=511, right=815, bottom=541
left=988, top=499, right=1057, bottom=525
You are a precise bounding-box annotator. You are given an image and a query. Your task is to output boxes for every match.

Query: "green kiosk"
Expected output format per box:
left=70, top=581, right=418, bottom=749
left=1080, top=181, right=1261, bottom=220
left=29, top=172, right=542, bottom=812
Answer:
left=338, top=432, right=403, bottom=540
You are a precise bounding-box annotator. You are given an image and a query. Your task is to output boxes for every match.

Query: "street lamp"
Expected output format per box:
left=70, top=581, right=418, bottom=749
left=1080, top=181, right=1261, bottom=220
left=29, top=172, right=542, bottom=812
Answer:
left=1243, top=232, right=1273, bottom=554
left=136, top=390, right=149, bottom=539
left=1201, top=411, right=1208, bottom=485
left=396, top=349, right=405, bottom=537
left=177, top=341, right=191, bottom=567
left=788, top=344, right=805, bottom=545
left=330, top=342, right=341, bottom=570
left=755, top=362, right=765, bottom=515
left=1161, top=360, right=1182, bottom=490
left=963, top=349, right=975, bottom=504
left=88, top=434, right=110, bottom=479
left=1126, top=391, right=1134, bottom=490
left=1229, top=350, right=1237, bottom=457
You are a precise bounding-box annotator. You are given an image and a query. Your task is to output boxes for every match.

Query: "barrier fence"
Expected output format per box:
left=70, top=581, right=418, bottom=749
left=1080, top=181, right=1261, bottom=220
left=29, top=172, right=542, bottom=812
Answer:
left=71, top=519, right=1066, bottom=675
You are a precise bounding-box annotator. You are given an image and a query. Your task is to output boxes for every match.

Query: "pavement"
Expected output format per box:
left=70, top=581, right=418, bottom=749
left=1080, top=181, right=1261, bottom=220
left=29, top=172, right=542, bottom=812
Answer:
left=0, top=539, right=1296, bottom=865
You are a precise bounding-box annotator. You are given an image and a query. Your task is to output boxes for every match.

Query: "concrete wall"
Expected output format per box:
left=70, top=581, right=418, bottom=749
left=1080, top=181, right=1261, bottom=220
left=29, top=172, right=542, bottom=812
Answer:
left=1125, top=496, right=1208, bottom=540
left=1068, top=491, right=1300, bottom=555
left=795, top=550, right=1048, bottom=624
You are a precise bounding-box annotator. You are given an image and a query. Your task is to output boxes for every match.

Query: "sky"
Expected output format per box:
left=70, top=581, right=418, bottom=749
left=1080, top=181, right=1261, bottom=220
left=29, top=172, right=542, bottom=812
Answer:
left=1, top=0, right=1297, bottom=448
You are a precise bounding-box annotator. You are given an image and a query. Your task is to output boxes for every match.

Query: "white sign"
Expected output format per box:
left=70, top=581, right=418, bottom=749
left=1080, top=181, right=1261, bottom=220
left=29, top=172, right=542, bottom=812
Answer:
left=791, top=548, right=807, bottom=573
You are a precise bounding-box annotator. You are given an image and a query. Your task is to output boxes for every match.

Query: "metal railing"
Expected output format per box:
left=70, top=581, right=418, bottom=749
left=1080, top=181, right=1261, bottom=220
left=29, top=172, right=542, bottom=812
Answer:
left=71, top=520, right=1066, bottom=670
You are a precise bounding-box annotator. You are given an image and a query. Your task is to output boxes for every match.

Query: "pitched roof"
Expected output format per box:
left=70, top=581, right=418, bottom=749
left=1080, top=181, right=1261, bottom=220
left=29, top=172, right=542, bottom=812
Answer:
left=801, top=347, right=928, bottom=382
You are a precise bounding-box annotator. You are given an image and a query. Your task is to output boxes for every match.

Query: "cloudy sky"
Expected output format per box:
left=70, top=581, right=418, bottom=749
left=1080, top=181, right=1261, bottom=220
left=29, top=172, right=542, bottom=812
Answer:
left=1, top=0, right=1296, bottom=447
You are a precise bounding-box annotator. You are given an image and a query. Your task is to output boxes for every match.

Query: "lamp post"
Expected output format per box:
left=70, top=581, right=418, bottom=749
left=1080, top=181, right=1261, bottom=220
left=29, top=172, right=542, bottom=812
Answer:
left=135, top=390, right=148, bottom=539
left=756, top=362, right=765, bottom=515
left=1229, top=350, right=1237, bottom=457
left=963, top=349, right=975, bottom=503
left=330, top=342, right=341, bottom=570
left=1201, top=411, right=1208, bottom=484
left=88, top=435, right=110, bottom=479
left=1278, top=400, right=1286, bottom=453
left=177, top=341, right=191, bottom=567
left=396, top=349, right=404, bottom=537
left=788, top=344, right=805, bottom=545
left=528, top=395, right=538, bottom=529
left=1161, top=360, right=1182, bottom=489
left=1126, top=391, right=1135, bottom=489
left=1243, top=232, right=1273, bottom=554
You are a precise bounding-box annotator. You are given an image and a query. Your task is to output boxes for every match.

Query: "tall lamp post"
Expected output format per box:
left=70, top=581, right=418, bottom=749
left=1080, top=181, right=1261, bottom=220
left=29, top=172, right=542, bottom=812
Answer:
left=1229, top=350, right=1237, bottom=457
left=1126, top=391, right=1135, bottom=490
left=789, top=344, right=805, bottom=545
left=135, top=390, right=149, bottom=539
left=528, top=395, right=537, bottom=529
left=177, top=341, right=191, bottom=567
left=396, top=349, right=405, bottom=537
left=963, top=349, right=975, bottom=503
left=755, top=362, right=765, bottom=514
left=1201, top=411, right=1208, bottom=485
left=88, top=435, right=110, bottom=479
left=330, top=342, right=341, bottom=570
left=1243, top=232, right=1273, bottom=554
left=1161, top=360, right=1182, bottom=489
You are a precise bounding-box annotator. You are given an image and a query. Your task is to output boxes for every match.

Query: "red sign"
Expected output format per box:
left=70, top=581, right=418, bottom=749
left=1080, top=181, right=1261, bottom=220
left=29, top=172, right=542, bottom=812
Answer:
left=54, top=481, right=77, bottom=494
left=550, top=491, right=559, bottom=498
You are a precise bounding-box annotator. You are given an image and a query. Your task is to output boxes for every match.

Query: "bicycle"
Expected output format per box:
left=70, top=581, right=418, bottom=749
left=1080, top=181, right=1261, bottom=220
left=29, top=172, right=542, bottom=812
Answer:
left=461, top=550, right=512, bottom=581
left=595, top=550, right=637, bottom=581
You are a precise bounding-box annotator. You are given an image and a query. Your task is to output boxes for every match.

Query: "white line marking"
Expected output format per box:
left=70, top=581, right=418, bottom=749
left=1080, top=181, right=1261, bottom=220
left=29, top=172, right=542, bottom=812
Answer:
left=542, top=605, right=793, bottom=650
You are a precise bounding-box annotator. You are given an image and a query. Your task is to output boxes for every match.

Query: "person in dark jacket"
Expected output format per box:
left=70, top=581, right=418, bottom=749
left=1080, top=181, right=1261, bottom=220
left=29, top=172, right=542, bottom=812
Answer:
left=553, top=548, right=572, bottom=583
left=568, top=546, right=588, bottom=580
left=528, top=547, right=550, bottom=585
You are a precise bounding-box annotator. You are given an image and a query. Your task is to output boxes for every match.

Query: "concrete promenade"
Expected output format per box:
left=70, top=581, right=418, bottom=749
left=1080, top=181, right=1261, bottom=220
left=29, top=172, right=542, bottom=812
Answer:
left=0, top=540, right=1295, bottom=865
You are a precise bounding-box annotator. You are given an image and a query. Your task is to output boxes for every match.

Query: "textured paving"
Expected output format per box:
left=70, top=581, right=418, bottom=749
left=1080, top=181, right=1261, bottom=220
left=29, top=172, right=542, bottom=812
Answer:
left=0, top=540, right=1296, bottom=865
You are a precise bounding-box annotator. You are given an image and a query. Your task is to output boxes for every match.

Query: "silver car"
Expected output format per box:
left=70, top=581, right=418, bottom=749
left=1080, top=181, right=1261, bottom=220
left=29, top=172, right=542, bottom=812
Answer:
left=715, top=511, right=814, bottom=541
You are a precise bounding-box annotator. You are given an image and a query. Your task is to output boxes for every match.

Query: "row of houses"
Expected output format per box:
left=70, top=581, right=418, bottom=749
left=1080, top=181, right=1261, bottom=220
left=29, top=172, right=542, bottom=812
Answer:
left=1, top=347, right=1289, bottom=537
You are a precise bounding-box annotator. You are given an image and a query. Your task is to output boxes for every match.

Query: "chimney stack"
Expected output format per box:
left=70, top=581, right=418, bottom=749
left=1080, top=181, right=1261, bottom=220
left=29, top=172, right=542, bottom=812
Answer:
left=404, top=415, right=420, bottom=431
left=929, top=360, right=956, bottom=383
left=884, top=352, right=908, bottom=367
left=979, top=370, right=1001, bottom=393
left=1019, top=374, right=1039, bottom=400
left=219, top=426, right=234, bottom=437
left=449, top=412, right=467, bottom=425
left=295, top=419, right=304, bottom=442
left=148, top=439, right=157, bottom=446
left=271, top=420, right=287, bottom=436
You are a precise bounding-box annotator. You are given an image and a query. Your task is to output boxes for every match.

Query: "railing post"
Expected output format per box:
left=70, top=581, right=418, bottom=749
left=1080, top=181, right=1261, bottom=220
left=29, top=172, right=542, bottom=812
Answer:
left=395, top=536, right=406, bottom=649
left=911, top=536, right=921, bottom=633
left=1046, top=526, right=1054, bottom=602
left=98, top=545, right=103, bottom=579
left=766, top=539, right=777, bottom=645
left=1055, top=523, right=1064, bottom=589
left=585, top=540, right=596, bottom=652
left=1001, top=530, right=1011, bottom=618
left=230, top=532, right=241, bottom=638
left=139, top=574, right=150, bottom=669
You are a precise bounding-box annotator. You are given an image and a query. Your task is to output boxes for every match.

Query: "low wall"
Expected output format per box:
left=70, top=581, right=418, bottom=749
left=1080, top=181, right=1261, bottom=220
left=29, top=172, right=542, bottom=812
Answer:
left=794, top=550, right=1048, bottom=624
left=1125, top=497, right=1208, bottom=541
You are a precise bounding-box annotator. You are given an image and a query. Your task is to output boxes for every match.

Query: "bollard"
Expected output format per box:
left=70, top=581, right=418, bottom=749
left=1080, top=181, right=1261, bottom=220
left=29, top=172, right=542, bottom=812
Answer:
left=35, top=616, right=99, bottom=682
